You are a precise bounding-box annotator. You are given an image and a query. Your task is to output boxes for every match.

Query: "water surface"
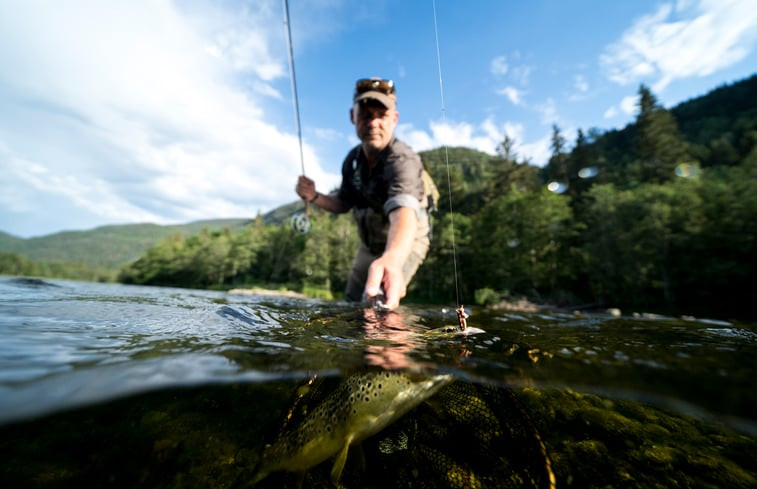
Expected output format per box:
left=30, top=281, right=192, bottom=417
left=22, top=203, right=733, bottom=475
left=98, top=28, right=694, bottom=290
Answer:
left=1, top=278, right=755, bottom=488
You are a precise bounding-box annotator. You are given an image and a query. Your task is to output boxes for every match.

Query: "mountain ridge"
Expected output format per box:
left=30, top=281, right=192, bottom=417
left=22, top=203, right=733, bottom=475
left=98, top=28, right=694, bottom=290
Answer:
left=0, top=218, right=259, bottom=269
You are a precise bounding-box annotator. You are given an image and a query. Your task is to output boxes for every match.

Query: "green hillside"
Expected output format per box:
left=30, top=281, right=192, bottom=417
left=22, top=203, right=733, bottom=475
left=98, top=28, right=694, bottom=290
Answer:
left=0, top=219, right=254, bottom=269
left=263, top=200, right=308, bottom=226
left=0, top=232, right=25, bottom=251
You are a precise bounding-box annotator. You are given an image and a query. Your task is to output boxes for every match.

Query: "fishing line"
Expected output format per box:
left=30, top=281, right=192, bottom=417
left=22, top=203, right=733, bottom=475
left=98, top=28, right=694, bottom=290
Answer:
left=282, top=0, right=311, bottom=233
left=432, top=0, right=462, bottom=307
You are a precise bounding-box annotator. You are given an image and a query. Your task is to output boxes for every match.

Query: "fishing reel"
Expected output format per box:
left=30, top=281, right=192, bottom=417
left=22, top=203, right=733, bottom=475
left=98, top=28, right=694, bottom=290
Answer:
left=290, top=211, right=311, bottom=234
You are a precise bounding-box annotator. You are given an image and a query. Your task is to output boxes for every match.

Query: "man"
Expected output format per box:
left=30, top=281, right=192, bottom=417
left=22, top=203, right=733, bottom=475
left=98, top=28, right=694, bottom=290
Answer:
left=295, top=78, right=433, bottom=309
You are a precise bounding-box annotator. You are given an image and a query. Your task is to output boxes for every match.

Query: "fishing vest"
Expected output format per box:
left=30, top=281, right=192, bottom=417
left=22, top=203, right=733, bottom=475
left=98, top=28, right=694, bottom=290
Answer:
left=338, top=140, right=437, bottom=254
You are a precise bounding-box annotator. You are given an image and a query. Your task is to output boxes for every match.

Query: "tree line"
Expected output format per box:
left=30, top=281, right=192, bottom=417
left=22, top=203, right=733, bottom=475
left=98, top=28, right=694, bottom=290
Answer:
left=0, top=252, right=116, bottom=282
left=119, top=79, right=756, bottom=318
left=117, top=214, right=360, bottom=300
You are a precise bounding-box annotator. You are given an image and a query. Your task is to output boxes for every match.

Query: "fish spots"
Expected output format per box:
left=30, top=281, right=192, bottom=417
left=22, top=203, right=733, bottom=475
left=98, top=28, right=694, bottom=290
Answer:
left=253, top=370, right=452, bottom=485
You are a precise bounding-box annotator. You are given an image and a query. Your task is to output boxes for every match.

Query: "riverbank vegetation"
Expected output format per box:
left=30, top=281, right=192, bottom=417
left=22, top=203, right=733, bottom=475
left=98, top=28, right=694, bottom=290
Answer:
left=0, top=252, right=117, bottom=283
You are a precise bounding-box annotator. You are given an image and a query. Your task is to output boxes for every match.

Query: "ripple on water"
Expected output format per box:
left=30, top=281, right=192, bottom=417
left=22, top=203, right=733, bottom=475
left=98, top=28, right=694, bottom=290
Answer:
left=702, top=327, right=757, bottom=341
left=0, top=279, right=755, bottom=438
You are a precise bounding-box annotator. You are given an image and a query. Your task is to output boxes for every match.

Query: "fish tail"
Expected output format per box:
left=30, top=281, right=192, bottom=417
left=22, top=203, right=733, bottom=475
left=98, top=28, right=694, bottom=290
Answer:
left=249, top=467, right=269, bottom=487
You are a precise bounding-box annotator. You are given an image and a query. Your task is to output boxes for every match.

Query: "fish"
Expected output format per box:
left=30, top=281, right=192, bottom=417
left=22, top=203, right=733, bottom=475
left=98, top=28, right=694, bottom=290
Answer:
left=251, top=370, right=453, bottom=486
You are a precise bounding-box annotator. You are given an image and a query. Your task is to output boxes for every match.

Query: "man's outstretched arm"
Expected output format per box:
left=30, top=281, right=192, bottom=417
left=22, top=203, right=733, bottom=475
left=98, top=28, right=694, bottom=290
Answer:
left=364, top=206, right=417, bottom=309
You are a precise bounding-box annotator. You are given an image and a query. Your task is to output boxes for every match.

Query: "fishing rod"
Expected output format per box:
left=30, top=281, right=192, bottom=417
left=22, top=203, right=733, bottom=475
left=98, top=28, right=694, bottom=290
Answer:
left=431, top=0, right=466, bottom=326
left=282, top=0, right=311, bottom=234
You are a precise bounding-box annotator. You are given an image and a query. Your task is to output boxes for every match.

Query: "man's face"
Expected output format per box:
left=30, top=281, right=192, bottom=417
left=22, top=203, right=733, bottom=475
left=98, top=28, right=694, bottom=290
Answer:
left=351, top=100, right=398, bottom=153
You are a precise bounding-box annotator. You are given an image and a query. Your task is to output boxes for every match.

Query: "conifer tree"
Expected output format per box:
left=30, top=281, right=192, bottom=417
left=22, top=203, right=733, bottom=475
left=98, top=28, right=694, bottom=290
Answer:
left=547, top=124, right=569, bottom=184
left=633, top=85, right=692, bottom=184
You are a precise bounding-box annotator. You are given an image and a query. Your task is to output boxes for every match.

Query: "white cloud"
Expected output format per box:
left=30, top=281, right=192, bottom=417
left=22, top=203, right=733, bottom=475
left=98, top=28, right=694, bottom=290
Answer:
left=535, top=98, right=559, bottom=125
left=396, top=124, right=435, bottom=153
left=3, top=148, right=162, bottom=224
left=396, top=117, right=551, bottom=166
left=311, top=127, right=347, bottom=142
left=497, top=86, right=524, bottom=105
left=568, top=74, right=590, bottom=101
left=502, top=122, right=525, bottom=145
left=620, top=95, right=638, bottom=115
left=0, top=0, right=340, bottom=236
left=398, top=119, right=498, bottom=154
left=203, top=21, right=284, bottom=83
left=491, top=55, right=509, bottom=75
left=602, top=94, right=640, bottom=120
left=519, top=133, right=552, bottom=167
left=574, top=74, right=589, bottom=93
left=510, top=65, right=534, bottom=86
left=491, top=52, right=532, bottom=87
left=601, top=0, right=757, bottom=91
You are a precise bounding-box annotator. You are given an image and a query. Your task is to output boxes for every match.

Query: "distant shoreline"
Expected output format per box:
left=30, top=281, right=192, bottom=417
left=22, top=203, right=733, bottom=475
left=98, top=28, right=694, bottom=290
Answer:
left=227, top=287, right=307, bottom=299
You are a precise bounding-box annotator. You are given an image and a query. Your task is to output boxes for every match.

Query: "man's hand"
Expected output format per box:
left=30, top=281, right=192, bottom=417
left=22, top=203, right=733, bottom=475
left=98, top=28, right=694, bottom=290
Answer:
left=364, top=206, right=417, bottom=309
left=295, top=175, right=316, bottom=202
left=364, top=253, right=406, bottom=309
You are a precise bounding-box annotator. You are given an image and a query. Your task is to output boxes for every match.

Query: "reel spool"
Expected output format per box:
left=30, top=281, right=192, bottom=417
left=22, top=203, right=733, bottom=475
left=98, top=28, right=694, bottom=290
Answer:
left=290, top=211, right=311, bottom=234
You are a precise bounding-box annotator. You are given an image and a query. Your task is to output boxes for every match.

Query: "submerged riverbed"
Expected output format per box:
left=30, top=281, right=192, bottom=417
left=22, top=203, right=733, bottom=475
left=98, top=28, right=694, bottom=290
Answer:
left=0, top=277, right=755, bottom=488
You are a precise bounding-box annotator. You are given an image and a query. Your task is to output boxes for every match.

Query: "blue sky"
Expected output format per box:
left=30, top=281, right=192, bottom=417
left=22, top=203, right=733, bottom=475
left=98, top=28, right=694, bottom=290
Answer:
left=1, top=0, right=756, bottom=238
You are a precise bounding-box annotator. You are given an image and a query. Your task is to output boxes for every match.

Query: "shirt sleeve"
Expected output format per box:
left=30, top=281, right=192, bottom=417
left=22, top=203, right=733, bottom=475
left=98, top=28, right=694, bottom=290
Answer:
left=383, top=140, right=425, bottom=214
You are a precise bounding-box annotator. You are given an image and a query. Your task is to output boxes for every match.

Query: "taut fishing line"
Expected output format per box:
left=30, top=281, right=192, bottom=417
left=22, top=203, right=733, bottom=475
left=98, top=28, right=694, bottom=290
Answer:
left=282, top=0, right=311, bottom=234
left=432, top=0, right=463, bottom=310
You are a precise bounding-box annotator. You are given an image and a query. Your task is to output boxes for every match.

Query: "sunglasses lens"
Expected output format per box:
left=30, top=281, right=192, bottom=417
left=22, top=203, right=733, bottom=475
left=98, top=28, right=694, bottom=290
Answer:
left=355, top=78, right=394, bottom=95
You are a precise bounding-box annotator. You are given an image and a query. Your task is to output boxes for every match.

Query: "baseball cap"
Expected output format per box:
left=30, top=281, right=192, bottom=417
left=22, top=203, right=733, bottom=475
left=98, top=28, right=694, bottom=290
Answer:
left=353, top=78, right=396, bottom=110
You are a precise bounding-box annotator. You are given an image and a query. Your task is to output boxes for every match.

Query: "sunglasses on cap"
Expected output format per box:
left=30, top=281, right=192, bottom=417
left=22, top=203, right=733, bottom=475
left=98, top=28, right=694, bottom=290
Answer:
left=354, top=78, right=395, bottom=95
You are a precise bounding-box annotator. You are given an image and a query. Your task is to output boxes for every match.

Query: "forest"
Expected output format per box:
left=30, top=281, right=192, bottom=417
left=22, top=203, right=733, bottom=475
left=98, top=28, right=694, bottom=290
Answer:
left=11, top=76, right=757, bottom=318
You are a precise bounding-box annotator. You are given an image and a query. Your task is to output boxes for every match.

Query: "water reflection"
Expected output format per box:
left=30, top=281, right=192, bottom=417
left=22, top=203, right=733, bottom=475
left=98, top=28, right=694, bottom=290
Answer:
left=361, top=307, right=423, bottom=369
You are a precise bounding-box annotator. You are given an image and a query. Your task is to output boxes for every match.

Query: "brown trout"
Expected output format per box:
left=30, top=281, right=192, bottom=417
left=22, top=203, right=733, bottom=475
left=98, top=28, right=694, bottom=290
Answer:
left=251, top=370, right=453, bottom=485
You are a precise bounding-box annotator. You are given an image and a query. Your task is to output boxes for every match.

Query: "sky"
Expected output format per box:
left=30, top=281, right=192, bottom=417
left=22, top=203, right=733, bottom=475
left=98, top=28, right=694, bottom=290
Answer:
left=1, top=0, right=756, bottom=238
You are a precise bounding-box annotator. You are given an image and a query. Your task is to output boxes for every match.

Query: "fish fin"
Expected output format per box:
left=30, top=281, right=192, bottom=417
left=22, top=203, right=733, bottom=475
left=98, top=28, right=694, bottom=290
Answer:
left=330, top=436, right=353, bottom=484
left=353, top=442, right=366, bottom=471
left=295, top=471, right=305, bottom=489
left=249, top=465, right=270, bottom=487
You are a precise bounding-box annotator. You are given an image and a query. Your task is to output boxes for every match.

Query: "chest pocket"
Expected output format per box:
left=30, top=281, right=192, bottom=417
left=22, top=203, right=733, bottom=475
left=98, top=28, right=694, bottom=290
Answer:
left=349, top=152, right=385, bottom=213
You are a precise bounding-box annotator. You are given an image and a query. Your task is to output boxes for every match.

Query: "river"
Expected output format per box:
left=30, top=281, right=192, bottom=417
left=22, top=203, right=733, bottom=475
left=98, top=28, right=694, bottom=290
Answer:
left=0, top=277, right=755, bottom=488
